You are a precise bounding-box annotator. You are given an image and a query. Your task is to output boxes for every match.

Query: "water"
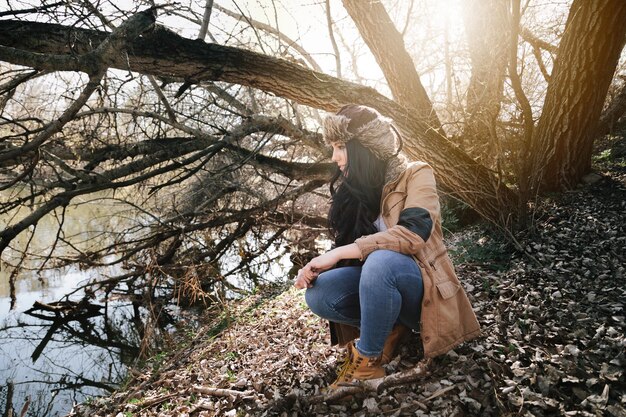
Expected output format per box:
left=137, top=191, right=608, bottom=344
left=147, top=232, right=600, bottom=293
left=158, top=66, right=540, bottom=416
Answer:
left=0, top=189, right=293, bottom=416
left=0, top=267, right=132, bottom=416
left=0, top=192, right=149, bottom=416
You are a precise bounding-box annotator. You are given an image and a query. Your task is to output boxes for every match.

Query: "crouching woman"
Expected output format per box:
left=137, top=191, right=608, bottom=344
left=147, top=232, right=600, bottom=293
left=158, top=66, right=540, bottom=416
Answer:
left=294, top=104, right=480, bottom=389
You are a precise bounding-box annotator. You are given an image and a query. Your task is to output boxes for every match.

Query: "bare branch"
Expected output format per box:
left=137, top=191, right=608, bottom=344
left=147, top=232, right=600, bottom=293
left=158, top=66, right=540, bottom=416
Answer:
left=508, top=0, right=535, bottom=198
left=401, top=0, right=415, bottom=37
left=202, top=82, right=253, bottom=116
left=0, top=10, right=156, bottom=164
left=0, top=69, right=42, bottom=95
left=0, top=2, right=64, bottom=18
left=530, top=43, right=551, bottom=83
left=520, top=27, right=553, bottom=82
left=0, top=110, right=327, bottom=256
left=148, top=75, right=178, bottom=122
left=212, top=4, right=322, bottom=72
left=520, top=27, right=557, bottom=54
left=325, top=0, right=342, bottom=78
left=0, top=71, right=105, bottom=163
left=198, top=0, right=214, bottom=41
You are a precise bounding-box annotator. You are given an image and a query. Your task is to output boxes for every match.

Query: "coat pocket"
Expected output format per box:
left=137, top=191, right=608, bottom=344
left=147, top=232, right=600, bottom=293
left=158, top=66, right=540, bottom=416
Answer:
left=435, top=281, right=461, bottom=337
left=436, top=281, right=460, bottom=299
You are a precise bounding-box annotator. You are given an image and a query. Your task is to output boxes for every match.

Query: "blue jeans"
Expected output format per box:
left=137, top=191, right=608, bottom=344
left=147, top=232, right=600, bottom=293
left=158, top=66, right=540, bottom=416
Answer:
left=305, top=250, right=424, bottom=357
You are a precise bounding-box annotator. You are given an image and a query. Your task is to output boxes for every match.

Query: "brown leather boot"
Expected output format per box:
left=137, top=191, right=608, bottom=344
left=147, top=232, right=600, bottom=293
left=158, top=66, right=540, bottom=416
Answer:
left=381, top=323, right=410, bottom=364
left=330, top=341, right=385, bottom=389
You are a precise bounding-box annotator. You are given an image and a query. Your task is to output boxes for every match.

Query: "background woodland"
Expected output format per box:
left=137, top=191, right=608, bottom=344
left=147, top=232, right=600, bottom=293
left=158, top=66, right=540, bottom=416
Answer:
left=0, top=0, right=625, bottom=314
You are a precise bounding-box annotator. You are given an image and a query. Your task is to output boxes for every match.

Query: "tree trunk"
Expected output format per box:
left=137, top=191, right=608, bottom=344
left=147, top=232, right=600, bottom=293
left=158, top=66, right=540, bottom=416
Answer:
left=527, top=0, right=626, bottom=192
left=341, top=0, right=443, bottom=133
left=0, top=20, right=517, bottom=227
left=461, top=0, right=508, bottom=166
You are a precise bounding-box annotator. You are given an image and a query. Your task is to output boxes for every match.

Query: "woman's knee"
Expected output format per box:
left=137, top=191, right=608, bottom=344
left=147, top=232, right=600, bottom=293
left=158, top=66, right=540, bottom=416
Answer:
left=305, top=270, right=361, bottom=322
left=304, top=272, right=339, bottom=316
left=304, top=285, right=325, bottom=316
left=361, top=250, right=419, bottom=288
left=360, top=250, right=396, bottom=288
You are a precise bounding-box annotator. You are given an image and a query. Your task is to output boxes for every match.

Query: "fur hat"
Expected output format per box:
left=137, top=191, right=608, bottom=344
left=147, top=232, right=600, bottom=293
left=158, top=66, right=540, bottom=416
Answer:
left=322, top=104, right=401, bottom=161
left=322, top=104, right=407, bottom=184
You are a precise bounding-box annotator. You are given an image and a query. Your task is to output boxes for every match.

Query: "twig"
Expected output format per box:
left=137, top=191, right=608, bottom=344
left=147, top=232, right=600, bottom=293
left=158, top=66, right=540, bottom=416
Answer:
left=19, top=396, right=30, bottom=417
left=138, top=393, right=177, bottom=409
left=422, top=384, right=456, bottom=402
left=213, top=4, right=322, bottom=71
left=192, top=385, right=254, bottom=398
left=376, top=358, right=432, bottom=392
left=325, top=0, right=341, bottom=78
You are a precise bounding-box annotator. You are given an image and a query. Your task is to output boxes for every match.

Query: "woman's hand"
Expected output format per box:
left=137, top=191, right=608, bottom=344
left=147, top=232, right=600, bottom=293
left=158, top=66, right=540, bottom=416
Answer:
left=294, top=267, right=316, bottom=289
left=293, top=244, right=361, bottom=290
left=293, top=252, right=337, bottom=290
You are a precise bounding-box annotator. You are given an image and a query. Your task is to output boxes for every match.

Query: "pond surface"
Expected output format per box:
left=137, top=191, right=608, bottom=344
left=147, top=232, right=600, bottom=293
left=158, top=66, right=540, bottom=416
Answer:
left=0, top=189, right=292, bottom=416
left=0, top=266, right=134, bottom=416
left=0, top=192, right=160, bottom=417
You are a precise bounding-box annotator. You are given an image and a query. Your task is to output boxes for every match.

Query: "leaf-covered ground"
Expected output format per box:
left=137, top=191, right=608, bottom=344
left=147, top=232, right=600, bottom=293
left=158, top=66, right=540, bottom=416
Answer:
left=71, top=168, right=625, bottom=417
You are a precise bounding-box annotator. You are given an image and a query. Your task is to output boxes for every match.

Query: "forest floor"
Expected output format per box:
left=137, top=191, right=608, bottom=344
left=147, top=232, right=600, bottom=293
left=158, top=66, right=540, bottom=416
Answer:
left=72, top=159, right=625, bottom=417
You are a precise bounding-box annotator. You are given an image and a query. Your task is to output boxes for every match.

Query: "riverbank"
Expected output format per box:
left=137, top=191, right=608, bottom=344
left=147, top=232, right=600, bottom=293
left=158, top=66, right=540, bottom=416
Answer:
left=70, top=166, right=625, bottom=417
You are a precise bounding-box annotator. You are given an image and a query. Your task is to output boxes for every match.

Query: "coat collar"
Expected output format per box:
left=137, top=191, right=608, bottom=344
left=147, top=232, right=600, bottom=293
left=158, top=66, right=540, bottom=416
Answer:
left=384, top=154, right=409, bottom=186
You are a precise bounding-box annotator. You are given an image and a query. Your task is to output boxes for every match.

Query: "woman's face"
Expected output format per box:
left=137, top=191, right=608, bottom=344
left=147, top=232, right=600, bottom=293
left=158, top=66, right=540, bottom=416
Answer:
left=331, top=141, right=348, bottom=172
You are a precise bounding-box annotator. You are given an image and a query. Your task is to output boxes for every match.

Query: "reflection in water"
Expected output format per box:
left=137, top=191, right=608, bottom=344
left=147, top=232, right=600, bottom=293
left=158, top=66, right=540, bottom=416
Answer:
left=0, top=189, right=152, bottom=308
left=0, top=265, right=189, bottom=417
left=0, top=187, right=291, bottom=416
left=0, top=191, right=181, bottom=417
left=0, top=269, right=127, bottom=416
left=0, top=264, right=140, bottom=416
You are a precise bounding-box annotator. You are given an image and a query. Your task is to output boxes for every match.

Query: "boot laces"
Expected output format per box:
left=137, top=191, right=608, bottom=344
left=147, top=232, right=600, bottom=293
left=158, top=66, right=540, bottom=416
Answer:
left=336, top=351, right=365, bottom=382
left=335, top=349, right=353, bottom=380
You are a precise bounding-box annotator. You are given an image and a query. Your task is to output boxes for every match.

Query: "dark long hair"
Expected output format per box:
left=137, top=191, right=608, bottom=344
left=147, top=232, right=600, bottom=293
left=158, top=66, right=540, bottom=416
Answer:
left=328, top=139, right=387, bottom=247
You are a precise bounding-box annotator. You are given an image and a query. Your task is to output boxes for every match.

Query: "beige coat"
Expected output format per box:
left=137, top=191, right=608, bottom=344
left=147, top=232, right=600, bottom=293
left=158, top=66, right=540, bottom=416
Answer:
left=333, top=161, right=481, bottom=358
